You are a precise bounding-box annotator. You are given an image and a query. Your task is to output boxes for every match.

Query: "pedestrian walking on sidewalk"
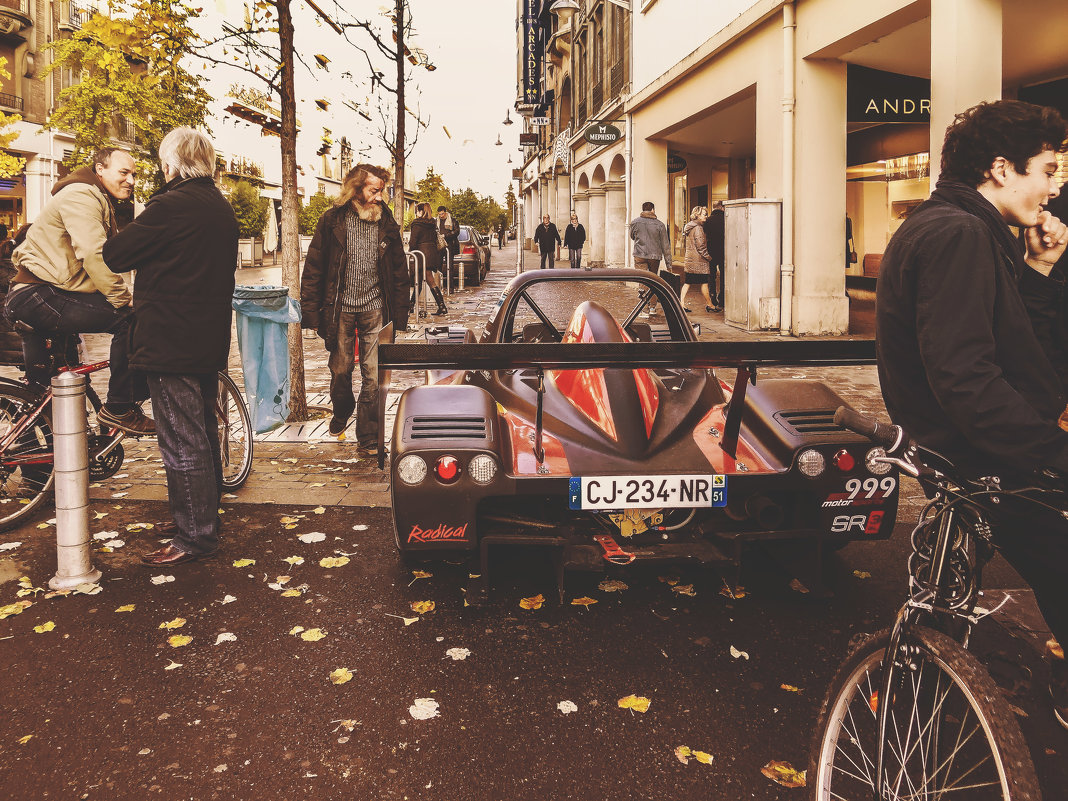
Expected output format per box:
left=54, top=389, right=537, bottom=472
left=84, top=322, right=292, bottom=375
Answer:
left=680, top=206, right=714, bottom=313
left=102, top=127, right=238, bottom=566
left=630, top=201, right=674, bottom=315
left=300, top=164, right=411, bottom=456
left=703, top=202, right=725, bottom=312
left=563, top=213, right=586, bottom=269
left=534, top=214, right=561, bottom=269
left=497, top=223, right=505, bottom=250
left=436, top=205, right=461, bottom=273
left=408, top=203, right=447, bottom=316
left=4, top=148, right=154, bottom=435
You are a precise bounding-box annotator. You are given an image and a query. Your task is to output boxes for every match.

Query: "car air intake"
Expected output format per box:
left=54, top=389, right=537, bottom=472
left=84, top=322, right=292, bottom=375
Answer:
left=410, top=415, right=488, bottom=439
left=775, top=410, right=844, bottom=436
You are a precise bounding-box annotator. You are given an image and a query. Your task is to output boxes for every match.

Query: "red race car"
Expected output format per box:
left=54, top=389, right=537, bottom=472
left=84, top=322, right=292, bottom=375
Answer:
left=377, top=269, right=898, bottom=599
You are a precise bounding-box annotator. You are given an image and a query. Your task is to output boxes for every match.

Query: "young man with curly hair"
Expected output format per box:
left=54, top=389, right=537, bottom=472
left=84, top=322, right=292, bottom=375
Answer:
left=876, top=99, right=1068, bottom=728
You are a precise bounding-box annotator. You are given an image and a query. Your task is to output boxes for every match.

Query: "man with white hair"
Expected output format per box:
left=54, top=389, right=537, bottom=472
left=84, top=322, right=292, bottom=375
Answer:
left=103, top=127, right=239, bottom=566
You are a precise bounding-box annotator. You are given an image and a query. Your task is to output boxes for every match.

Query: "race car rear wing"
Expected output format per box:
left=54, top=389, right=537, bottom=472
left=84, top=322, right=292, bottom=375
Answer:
left=374, top=324, right=877, bottom=467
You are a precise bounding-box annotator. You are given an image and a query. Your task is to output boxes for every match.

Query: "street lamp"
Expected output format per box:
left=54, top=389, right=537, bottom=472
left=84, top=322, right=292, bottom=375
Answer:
left=495, top=134, right=503, bottom=146
left=503, top=110, right=514, bottom=126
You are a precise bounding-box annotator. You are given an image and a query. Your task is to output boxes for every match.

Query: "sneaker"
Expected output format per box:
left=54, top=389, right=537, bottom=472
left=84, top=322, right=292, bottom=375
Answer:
left=355, top=444, right=379, bottom=459
left=328, top=415, right=349, bottom=436
left=98, top=405, right=156, bottom=436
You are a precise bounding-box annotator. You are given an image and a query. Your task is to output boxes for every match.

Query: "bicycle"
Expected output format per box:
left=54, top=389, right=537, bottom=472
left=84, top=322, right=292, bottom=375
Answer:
left=0, top=331, right=253, bottom=533
left=809, top=407, right=1050, bottom=801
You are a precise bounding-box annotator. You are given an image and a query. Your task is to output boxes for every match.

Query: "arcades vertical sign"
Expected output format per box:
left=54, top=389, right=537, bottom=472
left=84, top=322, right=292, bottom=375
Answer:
left=521, top=0, right=542, bottom=106
left=847, top=65, right=930, bottom=124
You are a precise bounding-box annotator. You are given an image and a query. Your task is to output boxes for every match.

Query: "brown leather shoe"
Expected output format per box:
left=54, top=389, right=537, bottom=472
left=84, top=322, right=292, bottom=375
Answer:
left=99, top=405, right=156, bottom=436
left=140, top=543, right=216, bottom=567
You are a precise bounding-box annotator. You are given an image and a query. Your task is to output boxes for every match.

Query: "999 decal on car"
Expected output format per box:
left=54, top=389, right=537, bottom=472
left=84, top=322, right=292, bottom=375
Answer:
left=821, top=477, right=897, bottom=507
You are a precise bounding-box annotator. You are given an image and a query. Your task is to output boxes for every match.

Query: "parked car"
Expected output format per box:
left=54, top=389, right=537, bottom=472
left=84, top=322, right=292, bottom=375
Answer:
left=376, top=269, right=898, bottom=599
left=448, top=225, right=491, bottom=287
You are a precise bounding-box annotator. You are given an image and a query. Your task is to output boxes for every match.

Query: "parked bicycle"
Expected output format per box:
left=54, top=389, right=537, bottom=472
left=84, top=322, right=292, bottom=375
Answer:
left=809, top=407, right=1050, bottom=801
left=0, top=331, right=253, bottom=533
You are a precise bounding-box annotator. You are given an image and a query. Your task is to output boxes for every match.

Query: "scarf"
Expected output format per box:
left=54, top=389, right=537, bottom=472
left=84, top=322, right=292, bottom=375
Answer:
left=930, top=180, right=1026, bottom=277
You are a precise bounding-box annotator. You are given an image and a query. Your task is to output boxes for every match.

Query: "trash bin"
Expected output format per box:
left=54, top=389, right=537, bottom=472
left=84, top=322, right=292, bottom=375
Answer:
left=232, top=285, right=302, bottom=433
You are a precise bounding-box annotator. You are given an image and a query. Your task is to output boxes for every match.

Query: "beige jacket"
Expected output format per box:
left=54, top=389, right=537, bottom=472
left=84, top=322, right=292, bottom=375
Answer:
left=12, top=183, right=131, bottom=308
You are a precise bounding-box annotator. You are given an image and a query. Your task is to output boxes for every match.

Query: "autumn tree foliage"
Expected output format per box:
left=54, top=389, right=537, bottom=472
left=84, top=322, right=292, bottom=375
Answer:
left=0, top=58, right=25, bottom=178
left=43, top=0, right=211, bottom=195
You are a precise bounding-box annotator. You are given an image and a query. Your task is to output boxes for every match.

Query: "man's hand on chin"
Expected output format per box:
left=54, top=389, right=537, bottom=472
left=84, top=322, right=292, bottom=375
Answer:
left=1024, top=210, right=1068, bottom=277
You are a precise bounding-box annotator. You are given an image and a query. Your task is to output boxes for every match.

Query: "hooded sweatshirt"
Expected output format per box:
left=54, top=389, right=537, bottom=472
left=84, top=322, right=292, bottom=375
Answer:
left=12, top=166, right=131, bottom=307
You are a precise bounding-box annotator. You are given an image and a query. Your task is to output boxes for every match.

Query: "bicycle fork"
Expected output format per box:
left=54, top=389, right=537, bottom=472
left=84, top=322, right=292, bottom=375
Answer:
left=874, top=507, right=959, bottom=799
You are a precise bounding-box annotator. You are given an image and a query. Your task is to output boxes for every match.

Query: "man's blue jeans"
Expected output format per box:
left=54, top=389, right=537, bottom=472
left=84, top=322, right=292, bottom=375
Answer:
left=4, top=284, right=137, bottom=403
left=329, top=307, right=388, bottom=448
left=146, top=373, right=222, bottom=556
left=539, top=251, right=555, bottom=269
left=568, top=248, right=582, bottom=269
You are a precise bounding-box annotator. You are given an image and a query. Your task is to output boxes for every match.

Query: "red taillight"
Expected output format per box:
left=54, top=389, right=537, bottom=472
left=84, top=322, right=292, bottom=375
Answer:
left=434, top=455, right=460, bottom=483
left=832, top=449, right=855, bottom=472
left=461, top=245, right=476, bottom=255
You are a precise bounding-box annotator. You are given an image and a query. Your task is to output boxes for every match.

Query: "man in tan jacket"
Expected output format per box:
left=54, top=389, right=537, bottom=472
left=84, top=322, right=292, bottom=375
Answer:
left=3, top=148, right=153, bottom=434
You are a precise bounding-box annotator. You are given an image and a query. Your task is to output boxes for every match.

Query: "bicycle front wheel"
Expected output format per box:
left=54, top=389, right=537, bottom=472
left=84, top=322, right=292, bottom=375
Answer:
left=0, top=385, right=55, bottom=532
left=810, top=625, right=1041, bottom=801
left=216, top=371, right=253, bottom=490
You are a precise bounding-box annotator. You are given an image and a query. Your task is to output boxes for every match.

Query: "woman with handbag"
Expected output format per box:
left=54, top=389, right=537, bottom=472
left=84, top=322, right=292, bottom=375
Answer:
left=679, top=206, right=715, bottom=313
left=408, top=203, right=447, bottom=316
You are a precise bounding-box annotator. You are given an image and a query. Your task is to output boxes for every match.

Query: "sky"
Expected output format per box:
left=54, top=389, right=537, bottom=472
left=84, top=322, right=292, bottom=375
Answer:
left=198, top=0, right=519, bottom=203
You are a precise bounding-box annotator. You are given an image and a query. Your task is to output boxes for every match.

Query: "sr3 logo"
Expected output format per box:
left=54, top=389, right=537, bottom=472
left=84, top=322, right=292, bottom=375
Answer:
left=830, top=510, right=885, bottom=534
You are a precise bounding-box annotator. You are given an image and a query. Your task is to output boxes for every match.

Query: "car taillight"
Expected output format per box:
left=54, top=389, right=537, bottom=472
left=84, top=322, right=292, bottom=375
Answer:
left=434, top=455, right=460, bottom=483
left=461, top=246, right=475, bottom=255
left=832, top=449, right=855, bottom=472
left=797, top=449, right=825, bottom=478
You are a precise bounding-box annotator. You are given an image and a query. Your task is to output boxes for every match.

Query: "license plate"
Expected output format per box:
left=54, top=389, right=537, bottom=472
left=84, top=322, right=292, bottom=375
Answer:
left=568, top=475, right=727, bottom=510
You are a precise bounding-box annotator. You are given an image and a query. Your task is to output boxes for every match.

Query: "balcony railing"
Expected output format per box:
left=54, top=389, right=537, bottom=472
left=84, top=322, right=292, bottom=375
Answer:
left=610, top=60, right=624, bottom=98
left=592, top=80, right=602, bottom=111
left=59, top=0, right=95, bottom=30
left=0, top=92, right=23, bottom=111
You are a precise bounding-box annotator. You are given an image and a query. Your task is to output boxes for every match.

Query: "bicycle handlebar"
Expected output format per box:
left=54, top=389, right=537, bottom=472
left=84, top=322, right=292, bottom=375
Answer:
left=834, top=406, right=901, bottom=450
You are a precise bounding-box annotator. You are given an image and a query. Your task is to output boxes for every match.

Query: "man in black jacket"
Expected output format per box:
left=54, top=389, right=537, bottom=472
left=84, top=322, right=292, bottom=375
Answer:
left=876, top=99, right=1068, bottom=727
left=103, top=128, right=239, bottom=566
left=300, top=165, right=410, bottom=453
left=534, top=214, right=561, bottom=269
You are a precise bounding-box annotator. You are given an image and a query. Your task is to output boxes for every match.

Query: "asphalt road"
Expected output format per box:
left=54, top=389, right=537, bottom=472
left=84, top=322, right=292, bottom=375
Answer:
left=1, top=500, right=1064, bottom=799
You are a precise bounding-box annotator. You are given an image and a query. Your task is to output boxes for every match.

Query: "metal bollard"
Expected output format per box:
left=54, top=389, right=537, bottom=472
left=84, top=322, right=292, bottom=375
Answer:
left=457, top=247, right=465, bottom=292
left=49, top=371, right=99, bottom=590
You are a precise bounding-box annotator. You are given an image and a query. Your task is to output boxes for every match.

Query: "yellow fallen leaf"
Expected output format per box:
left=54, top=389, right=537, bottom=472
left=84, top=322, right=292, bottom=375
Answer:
left=284, top=524, right=298, bottom=529
left=1047, top=638, right=1064, bottom=660
left=17, top=734, right=33, bottom=744
left=33, top=621, right=56, bottom=633
left=329, top=667, right=353, bottom=685
left=158, top=617, right=187, bottom=630
left=780, top=683, right=801, bottom=693
left=319, top=556, right=350, bottom=568
left=301, top=628, right=327, bottom=642
left=411, top=570, right=432, bottom=580
left=283, top=556, right=304, bottom=565
left=232, top=558, right=256, bottom=568
left=115, top=604, right=136, bottom=613
left=281, top=589, right=303, bottom=597
left=337, top=431, right=346, bottom=441
left=280, top=516, right=302, bottom=525
left=675, top=745, right=692, bottom=764
left=0, top=601, right=32, bottom=619
left=74, top=583, right=101, bottom=595
left=598, top=579, right=628, bottom=592
left=672, top=584, right=696, bottom=597
left=761, top=760, right=806, bottom=788
left=519, top=594, right=544, bottom=611
left=571, top=597, right=598, bottom=609
left=617, top=694, right=651, bottom=713
left=853, top=570, right=871, bottom=579
left=164, top=660, right=183, bottom=670
left=719, top=585, right=746, bottom=599
left=167, top=635, right=192, bottom=647
left=289, top=626, right=305, bottom=635
left=411, top=600, right=435, bottom=614
left=658, top=575, right=679, bottom=586
left=313, top=506, right=326, bottom=514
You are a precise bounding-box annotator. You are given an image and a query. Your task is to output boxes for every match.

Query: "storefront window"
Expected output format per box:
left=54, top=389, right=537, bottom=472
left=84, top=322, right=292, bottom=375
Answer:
left=671, top=173, right=687, bottom=259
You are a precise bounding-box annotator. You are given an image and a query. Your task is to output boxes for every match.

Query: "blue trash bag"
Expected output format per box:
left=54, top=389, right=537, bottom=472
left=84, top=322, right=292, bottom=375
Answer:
left=232, top=285, right=302, bottom=433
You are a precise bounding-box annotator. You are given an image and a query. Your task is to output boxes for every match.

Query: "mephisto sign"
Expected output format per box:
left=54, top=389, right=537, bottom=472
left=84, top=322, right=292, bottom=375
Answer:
left=583, top=123, right=622, bottom=145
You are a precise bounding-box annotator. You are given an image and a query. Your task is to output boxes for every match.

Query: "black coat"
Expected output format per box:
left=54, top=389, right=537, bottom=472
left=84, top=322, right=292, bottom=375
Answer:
left=300, top=202, right=410, bottom=347
left=702, top=209, right=725, bottom=267
left=876, top=195, right=1068, bottom=476
left=563, top=223, right=586, bottom=249
left=103, top=176, right=238, bottom=374
left=408, top=217, right=440, bottom=273
left=534, top=222, right=561, bottom=254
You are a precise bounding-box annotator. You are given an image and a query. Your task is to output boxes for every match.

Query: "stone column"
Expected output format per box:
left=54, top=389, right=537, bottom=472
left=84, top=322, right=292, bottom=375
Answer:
left=791, top=58, right=849, bottom=335
left=603, top=180, right=626, bottom=269
left=555, top=173, right=571, bottom=226
left=586, top=187, right=606, bottom=266
left=524, top=188, right=536, bottom=251
left=23, top=155, right=55, bottom=224
left=929, top=0, right=1002, bottom=187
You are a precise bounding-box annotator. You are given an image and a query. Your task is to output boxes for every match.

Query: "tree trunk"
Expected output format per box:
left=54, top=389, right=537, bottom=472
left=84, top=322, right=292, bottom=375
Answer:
left=278, top=0, right=307, bottom=420
left=393, top=0, right=404, bottom=216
